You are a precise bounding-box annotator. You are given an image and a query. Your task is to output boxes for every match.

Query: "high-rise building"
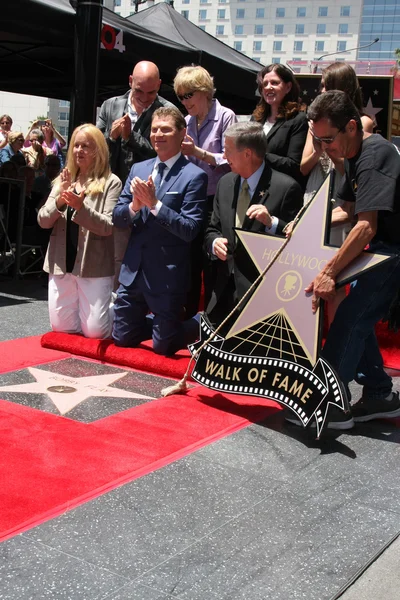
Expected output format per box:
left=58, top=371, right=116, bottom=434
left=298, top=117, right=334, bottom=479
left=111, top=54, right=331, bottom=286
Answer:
left=116, top=0, right=376, bottom=66
left=358, top=0, right=400, bottom=61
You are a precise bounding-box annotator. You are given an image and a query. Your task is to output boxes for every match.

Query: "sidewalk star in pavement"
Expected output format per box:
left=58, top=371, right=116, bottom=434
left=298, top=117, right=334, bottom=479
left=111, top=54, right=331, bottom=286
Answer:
left=0, top=367, right=153, bottom=414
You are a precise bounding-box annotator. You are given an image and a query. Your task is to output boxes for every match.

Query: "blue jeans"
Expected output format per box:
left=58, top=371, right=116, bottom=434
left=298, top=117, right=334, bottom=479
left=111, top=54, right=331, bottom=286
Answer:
left=321, top=243, right=400, bottom=401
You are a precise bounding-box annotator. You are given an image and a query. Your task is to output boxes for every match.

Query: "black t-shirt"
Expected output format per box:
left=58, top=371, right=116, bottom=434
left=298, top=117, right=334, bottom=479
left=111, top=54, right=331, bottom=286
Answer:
left=336, top=134, right=400, bottom=245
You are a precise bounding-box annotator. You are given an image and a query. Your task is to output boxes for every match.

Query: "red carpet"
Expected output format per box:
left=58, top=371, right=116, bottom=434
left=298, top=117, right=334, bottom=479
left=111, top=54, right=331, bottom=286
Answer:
left=41, top=323, right=400, bottom=376
left=0, top=335, right=69, bottom=373
left=41, top=331, right=193, bottom=379
left=375, top=322, right=400, bottom=370
left=0, top=336, right=280, bottom=542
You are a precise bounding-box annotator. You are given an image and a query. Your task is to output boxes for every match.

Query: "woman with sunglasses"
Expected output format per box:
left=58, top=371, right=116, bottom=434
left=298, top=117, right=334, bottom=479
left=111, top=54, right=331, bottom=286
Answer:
left=252, top=64, right=308, bottom=187
left=301, top=62, right=374, bottom=208
left=173, top=65, right=237, bottom=316
left=0, top=131, right=26, bottom=166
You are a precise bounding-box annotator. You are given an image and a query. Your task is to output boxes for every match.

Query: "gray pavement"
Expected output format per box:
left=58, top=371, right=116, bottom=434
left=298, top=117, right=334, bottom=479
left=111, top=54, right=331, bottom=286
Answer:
left=1, top=274, right=400, bottom=600
left=339, top=535, right=400, bottom=599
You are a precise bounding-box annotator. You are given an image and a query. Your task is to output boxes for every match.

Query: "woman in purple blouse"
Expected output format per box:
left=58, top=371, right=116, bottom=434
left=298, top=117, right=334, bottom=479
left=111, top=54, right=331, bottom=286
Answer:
left=173, top=65, right=237, bottom=316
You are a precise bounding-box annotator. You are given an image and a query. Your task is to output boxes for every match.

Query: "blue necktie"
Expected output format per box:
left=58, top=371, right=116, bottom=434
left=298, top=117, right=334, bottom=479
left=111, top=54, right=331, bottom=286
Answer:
left=154, top=162, right=167, bottom=194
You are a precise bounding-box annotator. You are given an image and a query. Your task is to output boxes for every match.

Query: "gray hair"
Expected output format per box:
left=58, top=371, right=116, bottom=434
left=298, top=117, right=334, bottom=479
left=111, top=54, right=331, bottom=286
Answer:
left=30, top=128, right=44, bottom=143
left=224, top=122, right=267, bottom=158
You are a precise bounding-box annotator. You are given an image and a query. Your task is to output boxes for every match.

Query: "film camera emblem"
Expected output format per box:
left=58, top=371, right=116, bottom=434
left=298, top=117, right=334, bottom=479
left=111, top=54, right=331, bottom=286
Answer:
left=276, top=271, right=302, bottom=302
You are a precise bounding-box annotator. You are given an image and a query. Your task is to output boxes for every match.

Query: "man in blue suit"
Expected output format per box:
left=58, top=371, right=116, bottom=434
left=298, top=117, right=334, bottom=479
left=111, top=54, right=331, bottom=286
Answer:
left=112, top=106, right=208, bottom=355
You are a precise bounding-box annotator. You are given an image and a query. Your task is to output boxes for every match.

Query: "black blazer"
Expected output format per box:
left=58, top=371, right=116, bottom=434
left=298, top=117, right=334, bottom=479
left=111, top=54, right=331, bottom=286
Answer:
left=256, top=111, right=308, bottom=185
left=204, top=161, right=303, bottom=319
left=96, top=91, right=175, bottom=183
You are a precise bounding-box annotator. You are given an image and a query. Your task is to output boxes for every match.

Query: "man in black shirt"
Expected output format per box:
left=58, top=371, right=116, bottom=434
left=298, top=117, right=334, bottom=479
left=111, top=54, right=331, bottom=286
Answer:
left=299, top=90, right=400, bottom=429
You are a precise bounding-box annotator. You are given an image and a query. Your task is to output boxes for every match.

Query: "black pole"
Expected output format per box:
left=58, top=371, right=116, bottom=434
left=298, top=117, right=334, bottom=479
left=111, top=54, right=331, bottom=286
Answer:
left=69, top=0, right=103, bottom=134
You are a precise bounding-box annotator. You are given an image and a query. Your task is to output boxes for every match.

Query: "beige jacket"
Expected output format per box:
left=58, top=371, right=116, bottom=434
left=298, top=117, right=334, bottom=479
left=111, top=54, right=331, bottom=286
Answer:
left=38, top=173, right=122, bottom=278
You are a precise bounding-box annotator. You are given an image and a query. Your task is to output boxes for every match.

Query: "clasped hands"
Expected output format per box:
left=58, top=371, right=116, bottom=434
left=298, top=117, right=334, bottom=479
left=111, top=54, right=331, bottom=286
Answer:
left=57, top=168, right=85, bottom=212
left=130, top=175, right=157, bottom=213
left=110, top=114, right=131, bottom=141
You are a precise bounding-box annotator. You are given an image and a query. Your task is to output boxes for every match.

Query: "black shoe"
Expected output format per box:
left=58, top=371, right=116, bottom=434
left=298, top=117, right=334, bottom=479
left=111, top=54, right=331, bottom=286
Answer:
left=285, top=405, right=354, bottom=430
left=352, top=390, right=400, bottom=422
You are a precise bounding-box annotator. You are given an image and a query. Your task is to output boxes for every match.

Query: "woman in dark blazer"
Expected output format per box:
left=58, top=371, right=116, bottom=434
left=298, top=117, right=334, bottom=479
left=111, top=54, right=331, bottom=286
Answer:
left=252, top=64, right=308, bottom=186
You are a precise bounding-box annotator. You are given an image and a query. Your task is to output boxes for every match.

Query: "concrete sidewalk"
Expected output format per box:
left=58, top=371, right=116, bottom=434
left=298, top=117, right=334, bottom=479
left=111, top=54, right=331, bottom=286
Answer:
left=1, top=274, right=400, bottom=600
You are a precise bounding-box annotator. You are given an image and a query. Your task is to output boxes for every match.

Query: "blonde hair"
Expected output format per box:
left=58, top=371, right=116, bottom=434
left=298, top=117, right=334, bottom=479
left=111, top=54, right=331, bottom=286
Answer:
left=55, top=124, right=110, bottom=196
left=8, top=131, right=24, bottom=145
left=173, top=65, right=216, bottom=100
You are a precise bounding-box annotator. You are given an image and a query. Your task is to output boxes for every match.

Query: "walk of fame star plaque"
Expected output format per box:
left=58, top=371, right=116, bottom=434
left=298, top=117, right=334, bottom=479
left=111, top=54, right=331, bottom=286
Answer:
left=189, top=175, right=392, bottom=436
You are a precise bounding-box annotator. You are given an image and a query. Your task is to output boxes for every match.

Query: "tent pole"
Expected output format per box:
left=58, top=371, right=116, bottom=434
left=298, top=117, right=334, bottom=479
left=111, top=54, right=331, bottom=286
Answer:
left=69, top=0, right=103, bottom=135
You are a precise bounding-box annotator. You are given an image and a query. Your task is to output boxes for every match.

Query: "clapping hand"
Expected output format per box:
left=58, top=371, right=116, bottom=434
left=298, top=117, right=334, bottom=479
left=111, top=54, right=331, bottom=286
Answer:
left=131, top=175, right=157, bottom=209
left=180, top=134, right=196, bottom=156
left=60, top=188, right=85, bottom=211
left=120, top=114, right=131, bottom=141
left=60, top=168, right=72, bottom=193
left=110, top=114, right=131, bottom=141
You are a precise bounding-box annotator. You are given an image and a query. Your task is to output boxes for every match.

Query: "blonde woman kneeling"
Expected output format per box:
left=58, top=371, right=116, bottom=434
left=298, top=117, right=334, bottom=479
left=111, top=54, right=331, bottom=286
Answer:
left=38, top=124, right=122, bottom=339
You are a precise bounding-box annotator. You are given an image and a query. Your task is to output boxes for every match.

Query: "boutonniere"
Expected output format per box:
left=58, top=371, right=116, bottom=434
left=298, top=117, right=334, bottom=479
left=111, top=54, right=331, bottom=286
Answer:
left=259, top=190, right=266, bottom=197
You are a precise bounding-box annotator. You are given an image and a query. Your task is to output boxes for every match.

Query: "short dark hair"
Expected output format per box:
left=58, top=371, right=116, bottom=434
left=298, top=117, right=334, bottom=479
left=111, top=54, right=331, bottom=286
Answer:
left=225, top=122, right=267, bottom=159
left=152, top=106, right=186, bottom=130
left=307, top=90, right=362, bottom=132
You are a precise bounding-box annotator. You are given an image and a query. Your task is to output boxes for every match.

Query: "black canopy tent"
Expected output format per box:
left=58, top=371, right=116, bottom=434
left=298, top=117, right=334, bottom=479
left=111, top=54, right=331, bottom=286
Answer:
left=128, top=2, right=261, bottom=114
left=0, top=0, right=260, bottom=113
left=0, top=0, right=198, bottom=104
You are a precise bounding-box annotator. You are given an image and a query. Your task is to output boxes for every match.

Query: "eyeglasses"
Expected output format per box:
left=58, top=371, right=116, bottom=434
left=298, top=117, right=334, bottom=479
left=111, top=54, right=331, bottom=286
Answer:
left=309, top=122, right=348, bottom=145
left=176, top=91, right=194, bottom=102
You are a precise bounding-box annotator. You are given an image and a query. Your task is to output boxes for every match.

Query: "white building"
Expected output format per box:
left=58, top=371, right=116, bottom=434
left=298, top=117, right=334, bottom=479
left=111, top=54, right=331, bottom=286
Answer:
left=115, top=0, right=364, bottom=66
left=0, top=92, right=48, bottom=136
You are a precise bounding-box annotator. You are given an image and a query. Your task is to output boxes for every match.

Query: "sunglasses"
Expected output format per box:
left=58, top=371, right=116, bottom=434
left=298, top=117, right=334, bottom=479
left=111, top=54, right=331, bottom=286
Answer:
left=309, top=122, right=348, bottom=145
left=176, top=91, right=195, bottom=102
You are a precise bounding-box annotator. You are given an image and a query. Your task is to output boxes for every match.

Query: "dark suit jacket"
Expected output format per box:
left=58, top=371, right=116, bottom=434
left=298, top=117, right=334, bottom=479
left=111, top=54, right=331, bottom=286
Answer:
left=255, top=111, right=308, bottom=185
left=204, top=161, right=303, bottom=318
left=113, top=154, right=207, bottom=297
left=96, top=91, right=175, bottom=183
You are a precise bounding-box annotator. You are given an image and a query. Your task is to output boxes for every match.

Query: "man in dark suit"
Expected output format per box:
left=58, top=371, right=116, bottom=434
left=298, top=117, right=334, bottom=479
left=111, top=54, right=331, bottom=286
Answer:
left=112, top=107, right=207, bottom=356
left=204, top=121, right=303, bottom=326
left=96, top=61, right=175, bottom=184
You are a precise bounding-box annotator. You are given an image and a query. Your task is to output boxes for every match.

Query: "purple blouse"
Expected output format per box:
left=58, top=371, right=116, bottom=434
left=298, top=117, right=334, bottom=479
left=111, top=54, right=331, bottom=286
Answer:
left=185, top=99, right=237, bottom=196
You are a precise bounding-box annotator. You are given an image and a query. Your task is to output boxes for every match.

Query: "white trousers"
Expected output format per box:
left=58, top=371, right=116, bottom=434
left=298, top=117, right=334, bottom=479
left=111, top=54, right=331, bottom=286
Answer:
left=48, top=273, right=114, bottom=339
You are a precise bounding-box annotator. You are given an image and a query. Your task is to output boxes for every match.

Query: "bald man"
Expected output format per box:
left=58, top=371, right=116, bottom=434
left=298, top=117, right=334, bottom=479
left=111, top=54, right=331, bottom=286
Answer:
left=97, top=61, right=175, bottom=183
left=97, top=62, right=176, bottom=287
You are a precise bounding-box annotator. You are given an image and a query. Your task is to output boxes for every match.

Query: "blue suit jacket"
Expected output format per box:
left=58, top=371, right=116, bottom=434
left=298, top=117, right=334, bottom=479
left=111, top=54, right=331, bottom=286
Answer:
left=113, top=154, right=207, bottom=295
